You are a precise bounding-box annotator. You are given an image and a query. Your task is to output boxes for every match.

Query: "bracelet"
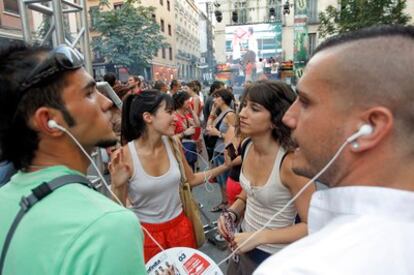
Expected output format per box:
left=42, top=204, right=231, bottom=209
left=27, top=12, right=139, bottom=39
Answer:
left=235, top=195, right=246, bottom=204
left=226, top=208, right=240, bottom=223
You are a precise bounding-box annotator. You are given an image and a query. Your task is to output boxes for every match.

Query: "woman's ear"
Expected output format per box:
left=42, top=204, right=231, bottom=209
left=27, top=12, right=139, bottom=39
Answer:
left=142, top=112, right=152, bottom=124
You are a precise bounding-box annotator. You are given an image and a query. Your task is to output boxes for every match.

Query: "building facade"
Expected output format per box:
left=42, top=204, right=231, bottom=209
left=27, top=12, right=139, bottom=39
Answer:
left=196, top=1, right=216, bottom=83
left=141, top=0, right=177, bottom=82
left=0, top=0, right=33, bottom=43
left=175, top=0, right=201, bottom=81
left=87, top=0, right=177, bottom=81
left=212, top=0, right=414, bottom=64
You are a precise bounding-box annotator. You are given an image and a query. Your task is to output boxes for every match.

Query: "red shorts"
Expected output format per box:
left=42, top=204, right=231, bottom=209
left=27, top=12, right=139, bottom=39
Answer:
left=226, top=177, right=242, bottom=205
left=141, top=211, right=196, bottom=263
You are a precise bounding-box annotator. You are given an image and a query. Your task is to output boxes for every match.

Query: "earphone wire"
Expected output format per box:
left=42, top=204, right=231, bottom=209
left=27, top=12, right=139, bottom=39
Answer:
left=217, top=139, right=350, bottom=266
left=55, top=124, right=167, bottom=253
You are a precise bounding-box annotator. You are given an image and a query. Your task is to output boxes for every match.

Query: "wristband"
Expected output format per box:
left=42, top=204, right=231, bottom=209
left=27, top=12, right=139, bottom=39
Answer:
left=226, top=209, right=240, bottom=223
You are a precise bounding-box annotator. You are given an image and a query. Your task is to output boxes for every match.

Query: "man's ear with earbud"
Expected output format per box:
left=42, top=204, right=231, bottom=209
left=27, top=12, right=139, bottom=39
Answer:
left=348, top=107, right=393, bottom=152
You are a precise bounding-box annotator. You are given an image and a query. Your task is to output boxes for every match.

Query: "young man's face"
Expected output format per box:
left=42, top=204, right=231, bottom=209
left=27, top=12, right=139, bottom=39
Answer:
left=128, top=77, right=139, bottom=88
left=282, top=51, right=349, bottom=185
left=62, top=68, right=117, bottom=150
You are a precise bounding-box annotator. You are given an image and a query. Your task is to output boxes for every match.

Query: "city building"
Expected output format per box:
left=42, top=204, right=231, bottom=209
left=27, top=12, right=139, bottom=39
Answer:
left=87, top=0, right=177, bottom=81
left=210, top=0, right=414, bottom=84
left=212, top=0, right=414, bottom=62
left=175, top=0, right=201, bottom=81
left=0, top=0, right=32, bottom=43
left=141, top=0, right=177, bottom=82
left=196, top=1, right=216, bottom=83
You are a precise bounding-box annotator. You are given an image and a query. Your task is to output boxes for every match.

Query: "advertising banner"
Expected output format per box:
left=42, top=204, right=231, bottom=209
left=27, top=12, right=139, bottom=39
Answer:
left=224, top=23, right=282, bottom=84
left=293, top=0, right=309, bottom=80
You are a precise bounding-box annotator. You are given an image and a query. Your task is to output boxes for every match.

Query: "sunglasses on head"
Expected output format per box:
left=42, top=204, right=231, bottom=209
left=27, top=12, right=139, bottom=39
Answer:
left=20, top=45, right=84, bottom=92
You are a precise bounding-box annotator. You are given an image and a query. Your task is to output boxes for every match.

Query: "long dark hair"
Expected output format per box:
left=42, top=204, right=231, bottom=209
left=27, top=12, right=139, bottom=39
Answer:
left=240, top=80, right=296, bottom=150
left=121, top=90, right=173, bottom=144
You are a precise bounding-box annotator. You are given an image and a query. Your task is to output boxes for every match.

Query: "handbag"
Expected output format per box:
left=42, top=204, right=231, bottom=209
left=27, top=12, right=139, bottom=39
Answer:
left=168, top=136, right=206, bottom=248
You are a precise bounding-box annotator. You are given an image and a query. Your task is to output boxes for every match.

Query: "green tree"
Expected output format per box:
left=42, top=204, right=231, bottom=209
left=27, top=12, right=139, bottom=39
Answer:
left=91, top=0, right=167, bottom=74
left=318, top=0, right=411, bottom=38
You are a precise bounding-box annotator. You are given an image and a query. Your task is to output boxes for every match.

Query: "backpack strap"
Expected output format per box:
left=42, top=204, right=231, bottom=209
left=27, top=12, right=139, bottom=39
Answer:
left=0, top=174, right=93, bottom=275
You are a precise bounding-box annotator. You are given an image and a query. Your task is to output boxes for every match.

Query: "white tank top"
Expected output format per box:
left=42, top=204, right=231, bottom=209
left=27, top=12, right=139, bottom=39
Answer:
left=127, top=136, right=182, bottom=223
left=240, top=142, right=297, bottom=254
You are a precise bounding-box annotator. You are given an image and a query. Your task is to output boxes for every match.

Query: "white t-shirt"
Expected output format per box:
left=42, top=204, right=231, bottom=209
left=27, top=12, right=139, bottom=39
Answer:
left=254, top=186, right=414, bottom=275
left=256, top=61, right=264, bottom=73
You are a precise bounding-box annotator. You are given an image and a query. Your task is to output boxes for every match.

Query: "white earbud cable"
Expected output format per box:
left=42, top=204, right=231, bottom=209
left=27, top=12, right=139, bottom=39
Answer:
left=217, top=140, right=349, bottom=266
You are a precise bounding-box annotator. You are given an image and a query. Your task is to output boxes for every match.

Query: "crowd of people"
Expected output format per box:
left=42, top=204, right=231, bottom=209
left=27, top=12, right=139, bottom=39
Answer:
left=0, top=24, right=414, bottom=275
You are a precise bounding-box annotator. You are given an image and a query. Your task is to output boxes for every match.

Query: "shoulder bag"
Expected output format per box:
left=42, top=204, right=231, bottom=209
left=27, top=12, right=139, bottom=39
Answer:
left=168, top=137, right=206, bottom=248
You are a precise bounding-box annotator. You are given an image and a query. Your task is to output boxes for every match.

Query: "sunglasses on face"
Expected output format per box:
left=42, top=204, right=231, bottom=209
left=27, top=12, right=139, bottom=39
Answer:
left=20, top=45, right=84, bottom=92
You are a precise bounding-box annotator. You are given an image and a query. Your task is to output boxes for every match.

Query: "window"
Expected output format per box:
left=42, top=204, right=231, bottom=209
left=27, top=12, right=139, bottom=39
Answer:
left=92, top=38, right=103, bottom=61
left=167, top=0, right=170, bottom=11
left=155, top=49, right=158, bottom=57
left=89, top=6, right=99, bottom=28
left=160, top=19, right=165, bottom=32
left=162, top=48, right=166, bottom=59
left=308, top=0, right=318, bottom=23
left=160, top=0, right=163, bottom=5
left=233, top=1, right=247, bottom=24
left=3, top=0, right=19, bottom=14
left=308, top=33, right=317, bottom=56
left=168, top=24, right=172, bottom=36
left=152, top=14, right=156, bottom=23
left=113, top=2, right=123, bottom=9
left=169, top=47, right=173, bottom=60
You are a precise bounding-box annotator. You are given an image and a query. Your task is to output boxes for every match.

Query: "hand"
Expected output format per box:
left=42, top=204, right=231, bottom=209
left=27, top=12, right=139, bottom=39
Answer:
left=108, top=148, right=131, bottom=188
left=233, top=231, right=262, bottom=253
left=183, top=126, right=195, bottom=136
left=157, top=262, right=176, bottom=275
left=206, top=125, right=220, bottom=136
left=217, top=214, right=233, bottom=242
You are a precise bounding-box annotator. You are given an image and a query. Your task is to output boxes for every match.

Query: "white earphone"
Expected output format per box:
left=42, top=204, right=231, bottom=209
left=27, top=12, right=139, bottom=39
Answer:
left=346, top=124, right=374, bottom=143
left=47, top=119, right=60, bottom=129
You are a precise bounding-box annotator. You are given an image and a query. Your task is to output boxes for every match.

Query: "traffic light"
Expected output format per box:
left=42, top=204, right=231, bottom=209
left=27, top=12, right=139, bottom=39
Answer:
left=269, top=7, right=275, bottom=17
left=232, top=11, right=238, bottom=23
left=215, top=10, right=223, bottom=22
left=283, top=1, right=290, bottom=15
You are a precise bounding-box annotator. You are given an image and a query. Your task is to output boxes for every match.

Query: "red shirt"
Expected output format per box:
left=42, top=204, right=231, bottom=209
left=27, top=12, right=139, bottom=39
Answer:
left=174, top=112, right=201, bottom=140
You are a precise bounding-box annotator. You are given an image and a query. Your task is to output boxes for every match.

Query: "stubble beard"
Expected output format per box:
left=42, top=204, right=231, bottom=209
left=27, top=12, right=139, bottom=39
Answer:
left=291, top=149, right=344, bottom=188
left=95, top=138, right=118, bottom=148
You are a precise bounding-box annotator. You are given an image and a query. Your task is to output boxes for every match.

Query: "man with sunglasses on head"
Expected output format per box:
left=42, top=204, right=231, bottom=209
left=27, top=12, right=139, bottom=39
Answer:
left=0, top=42, right=146, bottom=274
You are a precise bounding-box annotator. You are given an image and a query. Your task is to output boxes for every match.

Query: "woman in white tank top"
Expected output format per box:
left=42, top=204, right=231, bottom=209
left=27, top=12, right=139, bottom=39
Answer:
left=217, top=81, right=316, bottom=275
left=109, top=90, right=233, bottom=262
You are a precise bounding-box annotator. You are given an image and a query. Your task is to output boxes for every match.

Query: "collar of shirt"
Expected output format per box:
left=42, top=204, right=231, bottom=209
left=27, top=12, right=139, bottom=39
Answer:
left=308, top=186, right=414, bottom=233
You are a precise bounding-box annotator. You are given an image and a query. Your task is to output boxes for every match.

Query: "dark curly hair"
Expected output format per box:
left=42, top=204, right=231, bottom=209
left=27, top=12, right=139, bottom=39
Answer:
left=240, top=80, right=296, bottom=150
